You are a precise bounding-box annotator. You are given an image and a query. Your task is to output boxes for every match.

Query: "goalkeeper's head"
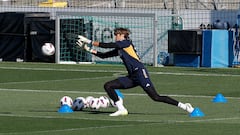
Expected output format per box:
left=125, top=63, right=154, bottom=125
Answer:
left=114, top=28, right=131, bottom=40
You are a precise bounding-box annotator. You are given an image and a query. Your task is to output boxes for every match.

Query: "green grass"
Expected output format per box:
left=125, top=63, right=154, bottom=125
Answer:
left=0, top=62, right=240, bottom=135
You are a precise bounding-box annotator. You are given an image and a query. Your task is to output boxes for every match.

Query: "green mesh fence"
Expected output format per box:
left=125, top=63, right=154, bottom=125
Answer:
left=56, top=12, right=182, bottom=65
left=59, top=18, right=92, bottom=63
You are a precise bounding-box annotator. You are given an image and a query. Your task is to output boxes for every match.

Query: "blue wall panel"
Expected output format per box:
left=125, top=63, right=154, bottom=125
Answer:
left=202, top=30, right=229, bottom=68
left=228, top=31, right=234, bottom=67
left=201, top=30, right=212, bottom=67
left=174, top=54, right=201, bottom=67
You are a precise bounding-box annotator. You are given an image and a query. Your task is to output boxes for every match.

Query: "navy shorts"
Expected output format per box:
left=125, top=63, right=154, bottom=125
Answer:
left=118, top=67, right=153, bottom=89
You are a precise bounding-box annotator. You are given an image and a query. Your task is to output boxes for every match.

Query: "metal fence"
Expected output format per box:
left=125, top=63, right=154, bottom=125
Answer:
left=0, top=0, right=239, bottom=65
left=1, top=0, right=239, bottom=28
left=0, top=1, right=239, bottom=27
left=0, top=0, right=239, bottom=10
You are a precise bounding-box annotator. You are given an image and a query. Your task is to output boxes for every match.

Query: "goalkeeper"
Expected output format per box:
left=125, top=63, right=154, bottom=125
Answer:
left=76, top=27, right=194, bottom=116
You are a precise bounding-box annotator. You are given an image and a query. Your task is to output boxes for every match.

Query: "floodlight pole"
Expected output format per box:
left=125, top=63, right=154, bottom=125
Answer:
left=173, top=0, right=180, bottom=15
left=114, top=0, right=125, bottom=8
left=153, top=14, right=158, bottom=67
left=172, top=0, right=180, bottom=30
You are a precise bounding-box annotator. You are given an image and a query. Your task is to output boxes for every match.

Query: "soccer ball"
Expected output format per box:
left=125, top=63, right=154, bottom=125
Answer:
left=85, top=96, right=94, bottom=108
left=99, top=96, right=110, bottom=108
left=89, top=98, right=101, bottom=110
left=60, top=96, right=73, bottom=107
left=41, top=43, right=55, bottom=56
left=110, top=97, right=123, bottom=108
left=75, top=97, right=87, bottom=108
left=72, top=98, right=84, bottom=111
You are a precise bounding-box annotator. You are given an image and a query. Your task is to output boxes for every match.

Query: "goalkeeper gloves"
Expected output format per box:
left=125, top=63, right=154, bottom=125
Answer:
left=76, top=35, right=96, bottom=54
left=77, top=35, right=92, bottom=44
left=76, top=41, right=95, bottom=53
left=83, top=44, right=95, bottom=53
left=76, top=39, right=84, bottom=48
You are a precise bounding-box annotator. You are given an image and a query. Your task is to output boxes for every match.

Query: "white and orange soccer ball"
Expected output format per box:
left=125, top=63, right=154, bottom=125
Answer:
left=41, top=43, right=55, bottom=56
left=60, top=96, right=73, bottom=107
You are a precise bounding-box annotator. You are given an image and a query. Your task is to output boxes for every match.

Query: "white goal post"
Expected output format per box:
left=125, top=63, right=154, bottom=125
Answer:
left=55, top=11, right=163, bottom=66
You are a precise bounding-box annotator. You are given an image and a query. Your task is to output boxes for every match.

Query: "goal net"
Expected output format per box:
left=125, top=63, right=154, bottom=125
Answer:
left=55, top=11, right=177, bottom=65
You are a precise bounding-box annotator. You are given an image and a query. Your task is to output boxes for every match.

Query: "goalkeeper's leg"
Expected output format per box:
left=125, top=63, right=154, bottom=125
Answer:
left=104, top=79, right=124, bottom=102
left=143, top=86, right=194, bottom=113
left=104, top=79, right=131, bottom=116
left=143, top=85, right=179, bottom=105
left=137, top=67, right=194, bottom=113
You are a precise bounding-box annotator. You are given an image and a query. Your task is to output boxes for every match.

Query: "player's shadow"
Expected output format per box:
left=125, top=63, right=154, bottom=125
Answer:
left=129, top=112, right=185, bottom=116
left=28, top=110, right=57, bottom=113
left=80, top=110, right=112, bottom=114
left=29, top=107, right=185, bottom=115
left=80, top=110, right=185, bottom=116
left=0, top=112, right=12, bottom=114
left=28, top=107, right=64, bottom=113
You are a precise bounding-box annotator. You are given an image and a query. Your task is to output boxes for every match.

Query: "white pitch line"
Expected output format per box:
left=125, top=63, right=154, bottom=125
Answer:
left=0, top=88, right=240, bottom=100
left=0, top=113, right=153, bottom=123
left=0, top=113, right=239, bottom=124
left=150, top=71, right=240, bottom=77
left=0, top=113, right=239, bottom=131
left=1, top=116, right=239, bottom=135
left=0, top=76, right=113, bottom=85
left=0, top=123, right=138, bottom=135
left=0, top=66, right=125, bottom=73
left=3, top=116, right=239, bottom=135
left=0, top=113, right=240, bottom=123
left=0, top=66, right=240, bottom=77
left=176, top=117, right=240, bottom=123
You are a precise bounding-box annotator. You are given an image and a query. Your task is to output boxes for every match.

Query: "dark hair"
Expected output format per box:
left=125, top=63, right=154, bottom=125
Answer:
left=114, top=28, right=131, bottom=39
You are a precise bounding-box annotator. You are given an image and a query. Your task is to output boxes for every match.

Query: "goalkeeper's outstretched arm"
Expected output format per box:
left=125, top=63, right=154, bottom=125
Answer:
left=76, top=35, right=118, bottom=58
left=91, top=41, right=119, bottom=58
left=93, top=49, right=118, bottom=59
left=92, top=41, right=118, bottom=48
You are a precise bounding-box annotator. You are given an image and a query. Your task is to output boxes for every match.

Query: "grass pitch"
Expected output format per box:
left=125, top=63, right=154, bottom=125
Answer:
left=0, top=62, right=240, bottom=135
